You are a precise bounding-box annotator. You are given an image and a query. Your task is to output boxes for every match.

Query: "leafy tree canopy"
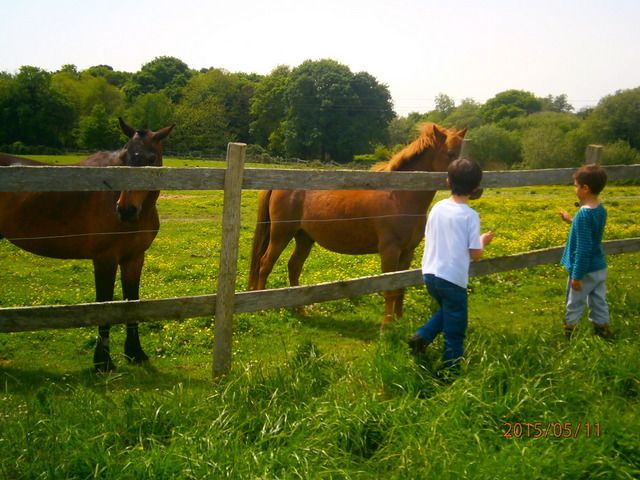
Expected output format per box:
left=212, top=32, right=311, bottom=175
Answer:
left=480, top=89, right=543, bottom=124
left=588, top=87, right=640, bottom=149
left=123, top=56, right=193, bottom=102
left=0, top=66, right=75, bottom=147
left=84, top=65, right=131, bottom=88
left=281, top=59, right=394, bottom=162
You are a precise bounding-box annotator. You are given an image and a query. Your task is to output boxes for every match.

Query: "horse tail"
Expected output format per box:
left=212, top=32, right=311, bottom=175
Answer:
left=248, top=190, right=273, bottom=290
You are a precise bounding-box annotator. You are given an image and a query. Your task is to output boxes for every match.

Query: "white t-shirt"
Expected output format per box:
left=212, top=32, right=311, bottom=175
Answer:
left=421, top=198, right=482, bottom=288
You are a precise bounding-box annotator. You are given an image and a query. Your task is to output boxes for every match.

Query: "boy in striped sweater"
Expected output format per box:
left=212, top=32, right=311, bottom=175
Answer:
left=559, top=164, right=611, bottom=339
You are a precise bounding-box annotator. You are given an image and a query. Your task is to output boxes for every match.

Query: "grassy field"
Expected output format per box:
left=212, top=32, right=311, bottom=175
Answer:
left=1, top=157, right=639, bottom=479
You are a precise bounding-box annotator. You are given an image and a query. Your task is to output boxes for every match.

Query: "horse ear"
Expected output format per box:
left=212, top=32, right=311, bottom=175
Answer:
left=119, top=117, right=136, bottom=138
left=432, top=124, right=448, bottom=145
left=459, top=127, right=468, bottom=138
left=153, top=124, right=175, bottom=142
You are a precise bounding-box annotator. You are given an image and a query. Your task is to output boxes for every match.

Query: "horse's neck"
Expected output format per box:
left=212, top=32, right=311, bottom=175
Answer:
left=386, top=152, right=438, bottom=212
left=80, top=150, right=125, bottom=167
left=391, top=190, right=437, bottom=215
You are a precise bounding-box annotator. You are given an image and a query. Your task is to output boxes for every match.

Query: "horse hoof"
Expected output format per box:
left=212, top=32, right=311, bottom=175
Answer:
left=94, top=347, right=116, bottom=372
left=126, top=352, right=150, bottom=365
left=94, top=359, right=116, bottom=373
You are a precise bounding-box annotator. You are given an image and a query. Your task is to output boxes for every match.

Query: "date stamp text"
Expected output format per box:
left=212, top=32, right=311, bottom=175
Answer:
left=502, top=422, right=601, bottom=439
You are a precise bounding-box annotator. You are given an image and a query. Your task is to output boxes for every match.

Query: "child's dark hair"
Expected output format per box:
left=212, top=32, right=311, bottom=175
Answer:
left=447, top=157, right=482, bottom=196
left=574, top=164, right=607, bottom=195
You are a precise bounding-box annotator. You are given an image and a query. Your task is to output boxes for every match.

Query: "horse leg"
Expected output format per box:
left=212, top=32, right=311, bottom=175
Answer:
left=393, top=249, right=416, bottom=319
left=288, top=232, right=314, bottom=287
left=120, top=254, right=149, bottom=364
left=288, top=232, right=314, bottom=315
left=257, top=229, right=296, bottom=290
left=379, top=245, right=402, bottom=328
left=92, top=259, right=117, bottom=372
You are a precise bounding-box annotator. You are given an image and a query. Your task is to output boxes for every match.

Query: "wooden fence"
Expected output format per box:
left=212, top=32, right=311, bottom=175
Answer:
left=1, top=144, right=640, bottom=377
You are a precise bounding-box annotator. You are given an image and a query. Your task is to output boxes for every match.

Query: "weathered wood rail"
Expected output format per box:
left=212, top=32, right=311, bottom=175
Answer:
left=1, top=144, right=639, bottom=377
left=1, top=237, right=638, bottom=334
left=2, top=164, right=639, bottom=192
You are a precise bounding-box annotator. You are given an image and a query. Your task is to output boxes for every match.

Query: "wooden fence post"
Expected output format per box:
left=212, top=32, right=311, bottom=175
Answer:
left=212, top=142, right=246, bottom=378
left=585, top=144, right=603, bottom=164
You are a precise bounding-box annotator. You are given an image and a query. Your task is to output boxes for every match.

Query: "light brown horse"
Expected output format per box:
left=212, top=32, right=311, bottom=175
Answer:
left=248, top=123, right=467, bottom=326
left=0, top=118, right=174, bottom=371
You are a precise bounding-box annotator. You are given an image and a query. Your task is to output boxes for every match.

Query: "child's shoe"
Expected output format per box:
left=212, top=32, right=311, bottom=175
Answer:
left=564, top=323, right=577, bottom=339
left=593, top=323, right=613, bottom=339
left=408, top=334, right=430, bottom=355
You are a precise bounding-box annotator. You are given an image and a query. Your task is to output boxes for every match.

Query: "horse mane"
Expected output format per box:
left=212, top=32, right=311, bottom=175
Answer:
left=372, top=123, right=439, bottom=172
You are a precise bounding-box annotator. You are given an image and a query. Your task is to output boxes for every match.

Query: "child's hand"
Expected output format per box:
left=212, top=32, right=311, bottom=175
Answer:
left=480, top=231, right=494, bottom=247
left=570, top=279, right=582, bottom=291
left=559, top=210, right=572, bottom=224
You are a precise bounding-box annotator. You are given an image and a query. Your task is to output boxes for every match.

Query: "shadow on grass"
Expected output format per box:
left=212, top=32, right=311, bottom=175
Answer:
left=0, top=360, right=211, bottom=395
left=294, top=308, right=381, bottom=342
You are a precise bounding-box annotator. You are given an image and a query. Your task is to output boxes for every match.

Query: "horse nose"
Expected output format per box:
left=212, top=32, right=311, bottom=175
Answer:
left=116, top=204, right=139, bottom=222
left=116, top=191, right=143, bottom=222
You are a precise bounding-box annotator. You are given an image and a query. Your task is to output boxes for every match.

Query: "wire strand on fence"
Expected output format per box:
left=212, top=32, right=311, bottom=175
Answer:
left=5, top=229, right=161, bottom=242
left=3, top=214, right=431, bottom=242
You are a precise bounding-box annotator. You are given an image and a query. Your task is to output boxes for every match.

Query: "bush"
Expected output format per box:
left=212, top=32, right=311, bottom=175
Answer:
left=467, top=124, right=521, bottom=168
left=521, top=126, right=576, bottom=169
left=602, top=140, right=640, bottom=165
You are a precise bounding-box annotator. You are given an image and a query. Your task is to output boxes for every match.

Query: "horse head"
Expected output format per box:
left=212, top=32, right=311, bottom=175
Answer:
left=382, top=123, right=467, bottom=174
left=431, top=125, right=468, bottom=172
left=116, top=118, right=174, bottom=222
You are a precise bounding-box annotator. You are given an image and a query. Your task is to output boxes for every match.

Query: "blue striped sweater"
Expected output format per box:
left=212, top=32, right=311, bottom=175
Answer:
left=560, top=204, right=607, bottom=280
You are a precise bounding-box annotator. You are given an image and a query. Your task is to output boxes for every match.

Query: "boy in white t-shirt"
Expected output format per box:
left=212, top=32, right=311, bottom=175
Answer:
left=408, top=157, right=494, bottom=371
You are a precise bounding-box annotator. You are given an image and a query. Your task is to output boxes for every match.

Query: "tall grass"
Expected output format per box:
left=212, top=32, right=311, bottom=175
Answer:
left=1, top=161, right=639, bottom=478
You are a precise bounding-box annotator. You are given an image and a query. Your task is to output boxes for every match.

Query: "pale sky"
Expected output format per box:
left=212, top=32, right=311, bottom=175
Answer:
left=1, top=0, right=638, bottom=116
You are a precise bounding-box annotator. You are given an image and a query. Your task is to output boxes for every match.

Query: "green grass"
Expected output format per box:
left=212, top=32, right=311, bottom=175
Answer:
left=1, top=159, right=639, bottom=479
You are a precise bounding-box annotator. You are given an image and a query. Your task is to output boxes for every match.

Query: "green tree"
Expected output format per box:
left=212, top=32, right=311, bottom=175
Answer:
left=541, top=94, right=574, bottom=113
left=0, top=72, right=13, bottom=145
left=0, top=66, right=75, bottom=147
left=52, top=70, right=124, bottom=117
left=443, top=98, right=483, bottom=129
left=601, top=140, right=640, bottom=165
left=585, top=87, right=640, bottom=149
left=126, top=92, right=174, bottom=130
left=434, top=93, right=456, bottom=117
left=282, top=59, right=393, bottom=162
left=250, top=66, right=290, bottom=155
left=467, top=124, right=521, bottom=168
left=75, top=104, right=122, bottom=150
left=171, top=69, right=255, bottom=153
left=512, top=111, right=584, bottom=165
left=84, top=65, right=131, bottom=88
left=123, top=56, right=193, bottom=102
left=511, top=111, right=580, bottom=133
left=388, top=112, right=429, bottom=146
left=481, top=89, right=542, bottom=125
left=521, top=126, right=575, bottom=169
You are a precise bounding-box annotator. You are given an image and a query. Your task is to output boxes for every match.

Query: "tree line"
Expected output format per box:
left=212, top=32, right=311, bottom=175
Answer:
left=1, top=56, right=639, bottom=168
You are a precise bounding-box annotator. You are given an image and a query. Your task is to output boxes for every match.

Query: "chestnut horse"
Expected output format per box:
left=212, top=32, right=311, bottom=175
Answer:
left=0, top=118, right=174, bottom=371
left=248, top=123, right=467, bottom=326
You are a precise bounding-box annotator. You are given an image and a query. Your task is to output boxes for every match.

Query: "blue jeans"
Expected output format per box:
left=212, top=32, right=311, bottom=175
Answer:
left=416, top=274, right=468, bottom=368
left=565, top=268, right=609, bottom=326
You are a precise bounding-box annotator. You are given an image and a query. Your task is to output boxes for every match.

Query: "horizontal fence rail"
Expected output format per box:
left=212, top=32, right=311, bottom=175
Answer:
left=1, top=164, right=639, bottom=192
left=1, top=237, right=638, bottom=333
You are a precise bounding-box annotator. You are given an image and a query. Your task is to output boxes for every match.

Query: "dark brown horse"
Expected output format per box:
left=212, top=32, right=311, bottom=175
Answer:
left=0, top=118, right=174, bottom=371
left=248, top=123, right=467, bottom=326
